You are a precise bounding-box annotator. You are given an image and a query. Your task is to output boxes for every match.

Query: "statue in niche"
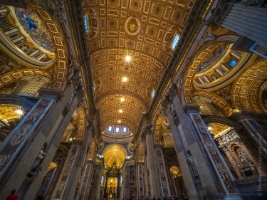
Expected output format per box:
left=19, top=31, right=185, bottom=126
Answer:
left=236, top=149, right=258, bottom=177
left=27, top=143, right=47, bottom=180
left=186, top=152, right=199, bottom=178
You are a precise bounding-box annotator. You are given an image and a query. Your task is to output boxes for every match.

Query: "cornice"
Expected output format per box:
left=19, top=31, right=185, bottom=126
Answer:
left=68, top=0, right=100, bottom=136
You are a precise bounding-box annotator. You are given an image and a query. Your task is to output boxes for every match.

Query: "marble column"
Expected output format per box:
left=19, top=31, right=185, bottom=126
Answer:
left=154, top=145, right=171, bottom=197
left=141, top=123, right=161, bottom=197
left=63, top=121, right=94, bottom=200
left=185, top=106, right=240, bottom=198
left=51, top=144, right=80, bottom=199
left=231, top=113, right=267, bottom=175
left=76, top=161, right=93, bottom=200
left=0, top=85, right=79, bottom=200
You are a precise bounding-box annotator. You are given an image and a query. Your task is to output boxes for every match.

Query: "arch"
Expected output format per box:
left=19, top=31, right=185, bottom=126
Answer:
left=102, top=144, right=127, bottom=168
left=231, top=59, right=267, bottom=113
left=192, top=91, right=233, bottom=117
left=0, top=69, right=52, bottom=89
left=0, top=94, right=36, bottom=109
left=182, top=35, right=239, bottom=105
left=203, top=116, right=242, bottom=132
left=1, top=0, right=69, bottom=90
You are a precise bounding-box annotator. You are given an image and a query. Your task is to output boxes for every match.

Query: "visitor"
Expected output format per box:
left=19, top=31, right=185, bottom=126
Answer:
left=183, top=195, right=188, bottom=200
left=153, top=196, right=156, bottom=200
left=6, top=190, right=18, bottom=200
left=157, top=196, right=161, bottom=200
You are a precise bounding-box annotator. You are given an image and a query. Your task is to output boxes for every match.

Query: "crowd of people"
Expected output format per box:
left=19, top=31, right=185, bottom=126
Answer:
left=124, top=196, right=189, bottom=200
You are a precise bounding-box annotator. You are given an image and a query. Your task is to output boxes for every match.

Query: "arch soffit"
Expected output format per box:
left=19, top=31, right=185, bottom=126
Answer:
left=3, top=0, right=68, bottom=90
left=192, top=91, right=233, bottom=117
left=231, top=59, right=267, bottom=113
left=182, top=35, right=239, bottom=105
left=0, top=94, right=36, bottom=108
left=0, top=69, right=52, bottom=89
left=203, top=116, right=242, bottom=132
left=96, top=90, right=148, bottom=110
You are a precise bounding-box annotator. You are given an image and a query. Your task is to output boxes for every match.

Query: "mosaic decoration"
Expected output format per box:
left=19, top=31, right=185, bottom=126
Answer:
left=0, top=98, right=54, bottom=174
left=198, top=46, right=226, bottom=72
left=189, top=113, right=237, bottom=195
left=0, top=51, right=25, bottom=75
left=17, top=8, right=55, bottom=52
left=53, top=145, right=80, bottom=199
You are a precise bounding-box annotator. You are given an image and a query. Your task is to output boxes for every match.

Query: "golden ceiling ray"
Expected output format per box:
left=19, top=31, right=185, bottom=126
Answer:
left=83, top=0, right=195, bottom=132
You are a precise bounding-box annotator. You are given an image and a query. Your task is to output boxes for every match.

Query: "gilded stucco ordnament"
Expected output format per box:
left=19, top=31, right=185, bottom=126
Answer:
left=8, top=0, right=68, bottom=90
left=0, top=104, right=23, bottom=121
left=85, top=0, right=195, bottom=133
left=103, top=144, right=127, bottom=168
left=0, top=69, right=52, bottom=89
left=154, top=115, right=169, bottom=145
left=192, top=91, right=233, bottom=117
left=183, top=35, right=239, bottom=105
left=231, top=59, right=267, bottom=113
left=72, top=107, right=86, bottom=140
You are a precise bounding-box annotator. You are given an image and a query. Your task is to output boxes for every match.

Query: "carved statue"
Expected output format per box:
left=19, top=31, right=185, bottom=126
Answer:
left=186, top=153, right=199, bottom=178
left=27, top=144, right=47, bottom=180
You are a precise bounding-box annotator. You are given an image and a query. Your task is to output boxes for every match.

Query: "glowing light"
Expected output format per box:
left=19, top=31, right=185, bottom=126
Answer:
left=15, top=109, right=24, bottom=115
left=122, top=77, right=128, bottom=82
left=119, top=109, right=123, bottom=113
left=208, top=126, right=212, bottom=130
left=69, top=137, right=73, bottom=141
left=120, top=97, right=125, bottom=102
left=125, top=55, right=131, bottom=62
left=118, top=120, right=121, bottom=123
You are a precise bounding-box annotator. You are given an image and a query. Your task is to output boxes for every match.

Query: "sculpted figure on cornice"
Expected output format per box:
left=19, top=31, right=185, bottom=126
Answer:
left=142, top=123, right=153, bottom=137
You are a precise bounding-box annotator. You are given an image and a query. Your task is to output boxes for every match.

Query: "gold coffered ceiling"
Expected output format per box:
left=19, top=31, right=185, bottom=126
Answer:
left=84, top=0, right=195, bottom=132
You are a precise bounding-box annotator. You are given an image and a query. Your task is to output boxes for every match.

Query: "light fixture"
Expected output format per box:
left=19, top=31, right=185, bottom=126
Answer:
left=208, top=126, right=212, bottom=130
left=125, top=55, right=131, bottom=62
left=119, top=109, right=123, bottom=113
left=69, top=137, right=73, bottom=141
left=120, top=97, right=125, bottom=102
left=122, top=77, right=128, bottom=82
left=15, top=109, right=24, bottom=115
left=118, top=120, right=121, bottom=123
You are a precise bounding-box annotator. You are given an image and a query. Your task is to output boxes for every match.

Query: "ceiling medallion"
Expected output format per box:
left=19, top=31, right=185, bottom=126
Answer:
left=125, top=16, right=141, bottom=36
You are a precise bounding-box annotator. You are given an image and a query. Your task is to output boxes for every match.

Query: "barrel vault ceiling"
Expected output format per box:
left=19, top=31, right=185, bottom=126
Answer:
left=83, top=0, right=195, bottom=133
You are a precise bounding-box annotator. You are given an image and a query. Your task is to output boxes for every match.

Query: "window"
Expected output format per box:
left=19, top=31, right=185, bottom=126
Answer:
left=84, top=15, right=89, bottom=33
left=115, top=127, right=120, bottom=133
left=171, top=34, right=180, bottom=50
left=151, top=89, right=155, bottom=98
left=123, top=127, right=127, bottom=132
left=108, top=126, right=112, bottom=131
left=0, top=17, right=9, bottom=27
left=229, top=59, right=237, bottom=67
left=93, top=82, right=96, bottom=90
